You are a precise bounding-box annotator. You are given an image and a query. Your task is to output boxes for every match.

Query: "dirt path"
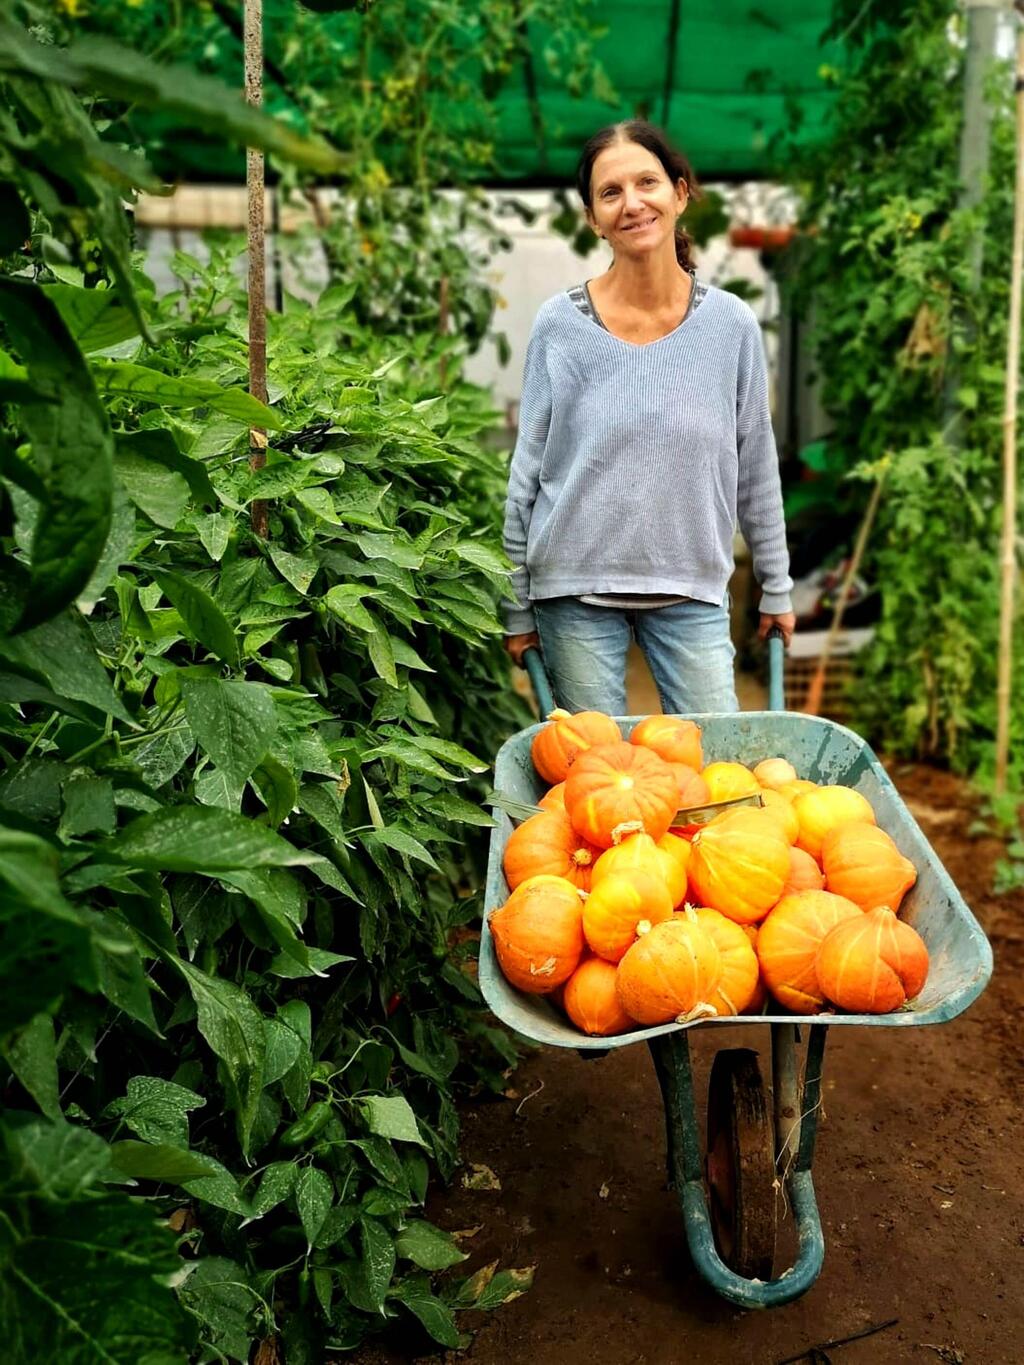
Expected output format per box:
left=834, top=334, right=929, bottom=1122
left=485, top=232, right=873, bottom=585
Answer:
left=355, top=719, right=1024, bottom=1364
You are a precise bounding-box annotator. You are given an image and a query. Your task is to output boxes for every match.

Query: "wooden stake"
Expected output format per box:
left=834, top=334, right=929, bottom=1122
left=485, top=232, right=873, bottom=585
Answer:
left=245, top=0, right=269, bottom=540
left=995, top=15, right=1024, bottom=794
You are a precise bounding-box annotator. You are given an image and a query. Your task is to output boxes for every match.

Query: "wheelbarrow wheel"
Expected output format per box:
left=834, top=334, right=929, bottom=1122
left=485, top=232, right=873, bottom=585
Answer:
left=705, top=1048, right=777, bottom=1280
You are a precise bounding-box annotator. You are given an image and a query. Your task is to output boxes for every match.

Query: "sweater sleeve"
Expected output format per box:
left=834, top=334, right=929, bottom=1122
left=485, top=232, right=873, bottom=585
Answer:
left=735, top=315, right=793, bottom=616
left=501, top=321, right=552, bottom=634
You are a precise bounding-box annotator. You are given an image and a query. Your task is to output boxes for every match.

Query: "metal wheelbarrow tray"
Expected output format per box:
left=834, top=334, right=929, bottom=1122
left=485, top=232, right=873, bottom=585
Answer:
left=480, top=655, right=992, bottom=1309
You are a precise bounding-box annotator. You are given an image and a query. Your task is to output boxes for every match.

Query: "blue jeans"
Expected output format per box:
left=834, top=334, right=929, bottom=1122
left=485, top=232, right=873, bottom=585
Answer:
left=533, top=597, right=739, bottom=716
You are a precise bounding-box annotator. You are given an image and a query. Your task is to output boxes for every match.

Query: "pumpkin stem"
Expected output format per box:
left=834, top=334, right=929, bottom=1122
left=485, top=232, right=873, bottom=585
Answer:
left=611, top=819, right=644, bottom=844
left=674, top=1001, right=718, bottom=1024
left=546, top=708, right=572, bottom=722
left=572, top=849, right=593, bottom=867
left=635, top=919, right=653, bottom=937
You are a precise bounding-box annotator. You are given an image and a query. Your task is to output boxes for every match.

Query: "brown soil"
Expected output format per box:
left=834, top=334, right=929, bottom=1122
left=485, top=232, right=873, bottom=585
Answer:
left=355, top=676, right=1024, bottom=1365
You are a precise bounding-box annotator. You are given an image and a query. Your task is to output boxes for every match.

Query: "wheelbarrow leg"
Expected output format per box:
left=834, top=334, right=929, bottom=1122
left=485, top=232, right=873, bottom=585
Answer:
left=648, top=1024, right=829, bottom=1309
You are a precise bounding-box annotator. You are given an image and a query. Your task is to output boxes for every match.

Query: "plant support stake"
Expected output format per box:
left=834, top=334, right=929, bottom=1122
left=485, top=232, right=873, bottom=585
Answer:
left=996, top=8, right=1024, bottom=794
left=245, top=0, right=268, bottom=539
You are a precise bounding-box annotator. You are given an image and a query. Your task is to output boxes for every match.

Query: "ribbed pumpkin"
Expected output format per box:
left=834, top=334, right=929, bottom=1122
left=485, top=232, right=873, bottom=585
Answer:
left=669, top=762, right=712, bottom=809
left=820, top=821, right=918, bottom=912
left=531, top=709, right=622, bottom=784
left=756, top=890, right=863, bottom=1014
left=489, top=876, right=585, bottom=994
left=582, top=868, right=674, bottom=963
left=687, top=809, right=790, bottom=925
left=759, top=789, right=800, bottom=845
left=742, top=924, right=768, bottom=1012
left=753, top=757, right=798, bottom=790
left=700, top=761, right=761, bottom=803
left=537, top=782, right=566, bottom=812
left=615, top=908, right=722, bottom=1025
left=592, top=832, right=685, bottom=908
left=776, top=778, right=818, bottom=803
left=815, top=906, right=929, bottom=1013
left=657, top=831, right=691, bottom=905
left=563, top=956, right=635, bottom=1036
left=694, top=907, right=760, bottom=1016
left=502, top=809, right=601, bottom=892
left=794, top=785, right=876, bottom=861
left=629, top=715, right=703, bottom=770
left=781, top=845, right=827, bottom=897
left=564, top=741, right=679, bottom=848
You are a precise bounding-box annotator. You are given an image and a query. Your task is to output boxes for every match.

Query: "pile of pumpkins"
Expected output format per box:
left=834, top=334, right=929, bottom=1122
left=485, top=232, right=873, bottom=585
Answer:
left=489, top=709, right=930, bottom=1037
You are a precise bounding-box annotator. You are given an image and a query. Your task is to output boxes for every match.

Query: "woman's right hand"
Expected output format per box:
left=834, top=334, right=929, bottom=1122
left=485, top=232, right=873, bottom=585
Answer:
left=504, top=631, right=540, bottom=666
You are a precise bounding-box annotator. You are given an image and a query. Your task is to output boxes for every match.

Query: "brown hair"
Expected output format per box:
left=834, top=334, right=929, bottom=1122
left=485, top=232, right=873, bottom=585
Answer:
left=575, top=120, right=702, bottom=271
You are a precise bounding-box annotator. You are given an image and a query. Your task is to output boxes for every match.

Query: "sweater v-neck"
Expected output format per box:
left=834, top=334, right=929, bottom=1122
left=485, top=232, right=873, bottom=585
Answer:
left=565, top=279, right=715, bottom=351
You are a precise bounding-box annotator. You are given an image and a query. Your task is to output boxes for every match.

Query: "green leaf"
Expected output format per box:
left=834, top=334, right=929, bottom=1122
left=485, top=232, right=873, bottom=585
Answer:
left=390, top=1280, right=468, bottom=1348
left=296, top=1165, right=334, bottom=1249
left=0, top=1117, right=194, bottom=1360
left=324, top=583, right=377, bottom=630
left=459, top=1263, right=535, bottom=1310
left=182, top=677, right=277, bottom=785
left=365, top=613, right=398, bottom=687
left=60, top=774, right=116, bottom=838
left=0, top=280, right=113, bottom=629
left=0, top=608, right=133, bottom=722
left=262, top=1015, right=305, bottom=1085
left=367, top=827, right=439, bottom=871
left=3, top=1013, right=61, bottom=1120
left=178, top=1257, right=256, bottom=1364
left=451, top=540, right=511, bottom=576
left=268, top=546, right=319, bottom=594
left=92, top=361, right=285, bottom=428
left=194, top=513, right=232, bottom=562
left=358, top=1094, right=427, bottom=1147
left=108, top=1141, right=223, bottom=1183
left=248, top=1161, right=298, bottom=1218
left=250, top=755, right=299, bottom=828
left=105, top=1075, right=205, bottom=1149
left=104, top=806, right=319, bottom=872
left=42, top=284, right=140, bottom=354
left=117, top=429, right=217, bottom=508
left=390, top=638, right=435, bottom=672
left=267, top=946, right=353, bottom=979
left=394, top=1221, right=467, bottom=1271
left=174, top=961, right=266, bottom=1159
left=151, top=570, right=239, bottom=667
left=115, top=449, right=191, bottom=529
left=181, top=1159, right=251, bottom=1217
left=419, top=791, right=494, bottom=827
left=360, top=1216, right=397, bottom=1313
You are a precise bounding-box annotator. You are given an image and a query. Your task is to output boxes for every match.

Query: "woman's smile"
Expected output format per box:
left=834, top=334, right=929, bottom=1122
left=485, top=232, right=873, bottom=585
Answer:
left=621, top=215, right=658, bottom=233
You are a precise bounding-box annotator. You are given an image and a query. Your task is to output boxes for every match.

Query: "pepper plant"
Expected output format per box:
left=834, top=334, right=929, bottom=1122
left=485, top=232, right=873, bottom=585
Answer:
left=1, top=7, right=534, bottom=1360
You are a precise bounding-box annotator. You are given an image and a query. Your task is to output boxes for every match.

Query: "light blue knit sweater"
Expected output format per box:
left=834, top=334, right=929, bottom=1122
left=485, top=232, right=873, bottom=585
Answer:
left=501, top=283, right=794, bottom=635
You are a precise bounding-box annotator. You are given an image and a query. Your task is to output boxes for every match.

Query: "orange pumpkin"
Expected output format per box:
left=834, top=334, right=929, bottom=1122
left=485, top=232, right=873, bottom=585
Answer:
left=741, top=924, right=768, bottom=1012
left=781, top=845, right=827, bottom=897
left=582, top=868, right=674, bottom=963
left=629, top=715, right=703, bottom=770
left=564, top=741, right=679, bottom=848
left=592, top=832, right=685, bottom=908
left=694, top=907, right=760, bottom=1016
left=656, top=832, right=691, bottom=906
left=753, top=757, right=798, bottom=790
left=776, top=778, right=818, bottom=803
left=687, top=809, right=790, bottom=925
left=615, top=908, right=722, bottom=1025
left=794, top=786, right=876, bottom=861
left=821, top=821, right=917, bottom=912
left=815, top=906, right=929, bottom=1013
left=759, top=789, right=800, bottom=845
left=669, top=762, right=712, bottom=810
left=700, top=761, right=761, bottom=803
left=503, top=808, right=601, bottom=893
left=537, top=782, right=566, bottom=812
left=563, top=956, right=635, bottom=1036
left=756, top=890, right=863, bottom=1014
left=530, top=709, right=622, bottom=784
left=489, top=876, right=585, bottom=994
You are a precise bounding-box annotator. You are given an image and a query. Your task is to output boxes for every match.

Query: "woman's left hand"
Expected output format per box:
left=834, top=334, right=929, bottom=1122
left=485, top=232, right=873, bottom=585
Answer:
left=758, top=612, right=796, bottom=647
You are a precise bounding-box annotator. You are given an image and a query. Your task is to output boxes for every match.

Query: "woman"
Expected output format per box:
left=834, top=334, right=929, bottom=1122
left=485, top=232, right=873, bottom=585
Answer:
left=502, top=121, right=794, bottom=716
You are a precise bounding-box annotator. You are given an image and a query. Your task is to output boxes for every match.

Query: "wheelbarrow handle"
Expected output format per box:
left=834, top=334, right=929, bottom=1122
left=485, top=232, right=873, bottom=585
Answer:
left=522, top=646, right=555, bottom=719
left=766, top=624, right=786, bottom=714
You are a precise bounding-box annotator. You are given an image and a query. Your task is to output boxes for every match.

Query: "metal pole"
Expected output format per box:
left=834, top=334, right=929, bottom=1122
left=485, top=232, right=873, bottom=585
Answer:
left=995, top=10, right=1024, bottom=793
left=245, top=0, right=269, bottom=540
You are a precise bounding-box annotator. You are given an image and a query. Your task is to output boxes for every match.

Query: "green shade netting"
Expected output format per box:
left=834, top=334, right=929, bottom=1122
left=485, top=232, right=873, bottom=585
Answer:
left=496, top=2, right=842, bottom=181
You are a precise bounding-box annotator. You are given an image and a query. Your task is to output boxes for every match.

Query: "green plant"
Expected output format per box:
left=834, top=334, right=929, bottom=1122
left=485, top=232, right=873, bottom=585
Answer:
left=1, top=8, right=538, bottom=1360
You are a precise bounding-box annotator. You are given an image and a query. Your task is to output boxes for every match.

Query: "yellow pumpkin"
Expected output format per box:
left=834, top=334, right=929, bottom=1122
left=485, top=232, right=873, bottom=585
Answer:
left=687, top=808, right=790, bottom=925
left=753, top=757, right=798, bottom=790
left=793, top=785, right=876, bottom=861
left=776, top=778, right=819, bottom=803
left=582, top=868, right=674, bottom=963
left=591, top=831, right=683, bottom=907
left=700, top=761, right=761, bottom=803
left=758, top=788, right=800, bottom=845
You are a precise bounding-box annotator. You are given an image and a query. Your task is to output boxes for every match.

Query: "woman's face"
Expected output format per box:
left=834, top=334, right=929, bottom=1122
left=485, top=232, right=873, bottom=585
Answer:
left=585, top=141, right=688, bottom=260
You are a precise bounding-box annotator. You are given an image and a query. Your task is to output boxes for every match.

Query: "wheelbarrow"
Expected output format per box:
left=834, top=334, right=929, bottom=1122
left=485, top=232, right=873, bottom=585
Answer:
left=479, top=633, right=992, bottom=1309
